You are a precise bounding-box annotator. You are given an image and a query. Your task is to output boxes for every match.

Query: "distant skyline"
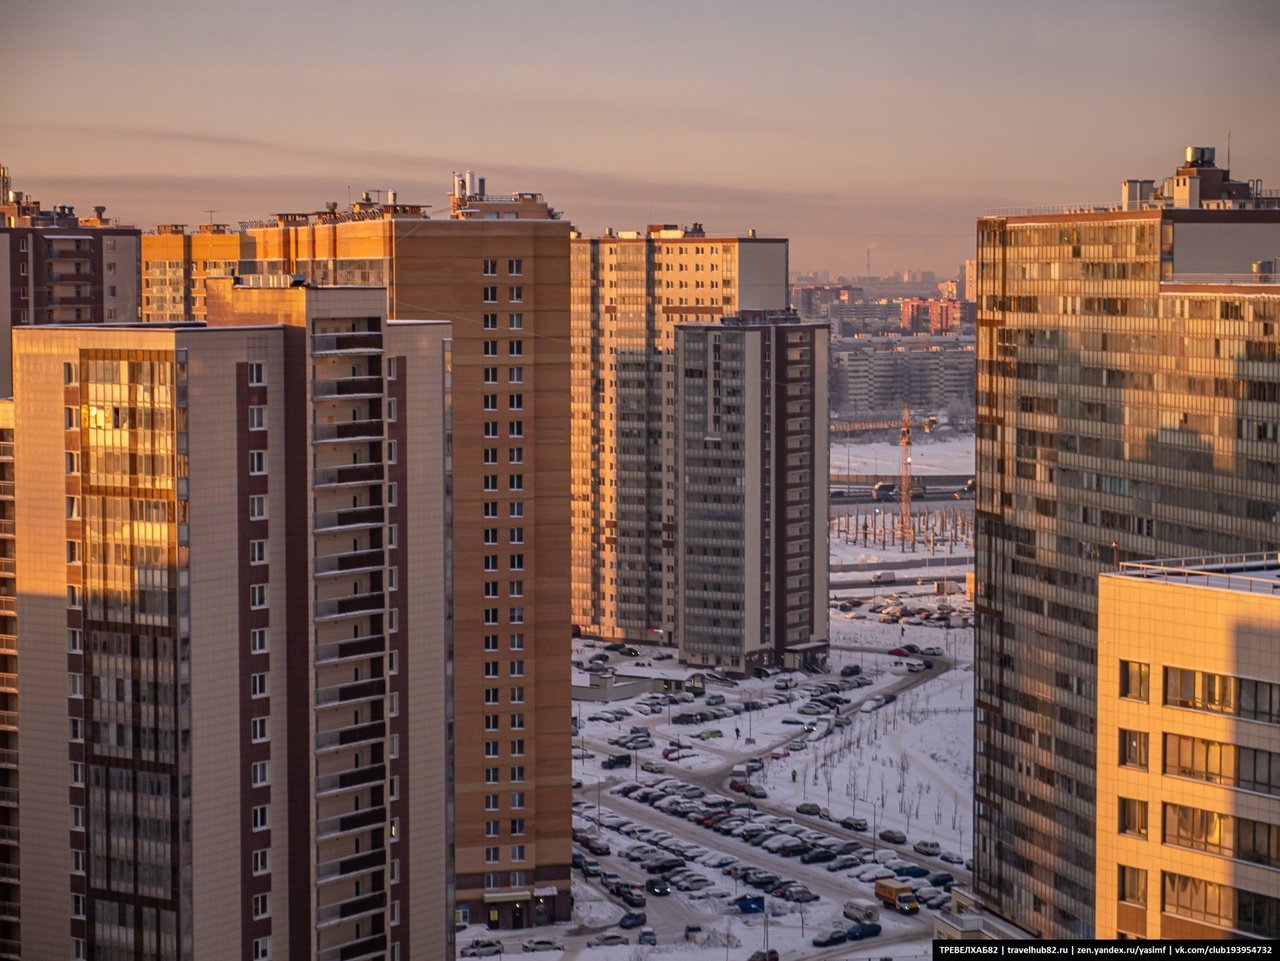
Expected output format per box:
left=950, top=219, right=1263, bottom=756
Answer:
left=5, top=0, right=1280, bottom=276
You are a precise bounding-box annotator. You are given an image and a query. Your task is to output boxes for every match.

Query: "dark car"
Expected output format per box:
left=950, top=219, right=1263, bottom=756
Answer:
left=800, top=847, right=836, bottom=864
left=645, top=877, right=671, bottom=896
left=602, top=753, right=632, bottom=770
left=618, top=911, right=647, bottom=929
left=847, top=920, right=883, bottom=940
left=840, top=664, right=862, bottom=677
left=621, top=887, right=647, bottom=908
left=744, top=784, right=768, bottom=799
left=840, top=816, right=869, bottom=832
left=879, top=829, right=907, bottom=844
left=812, top=929, right=848, bottom=947
left=896, top=864, right=929, bottom=878
left=605, top=642, right=627, bottom=652
left=902, top=644, right=921, bottom=654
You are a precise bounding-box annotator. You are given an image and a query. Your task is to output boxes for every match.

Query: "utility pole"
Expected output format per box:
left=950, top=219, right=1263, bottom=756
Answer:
left=899, top=403, right=914, bottom=548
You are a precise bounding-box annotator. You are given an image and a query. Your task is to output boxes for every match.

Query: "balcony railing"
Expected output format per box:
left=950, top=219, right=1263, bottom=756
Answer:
left=314, top=677, right=385, bottom=709
left=315, top=720, right=385, bottom=754
left=316, top=804, right=386, bottom=842
left=315, top=762, right=386, bottom=797
left=313, top=463, right=384, bottom=489
left=316, top=891, right=385, bottom=928
left=313, top=377, right=383, bottom=399
left=313, top=505, right=384, bottom=534
left=314, top=591, right=385, bottom=622
left=315, top=932, right=387, bottom=961
left=315, top=848, right=385, bottom=884
left=313, top=420, right=384, bottom=444
left=315, top=634, right=385, bottom=667
left=311, top=332, right=383, bottom=356
left=314, top=549, right=385, bottom=577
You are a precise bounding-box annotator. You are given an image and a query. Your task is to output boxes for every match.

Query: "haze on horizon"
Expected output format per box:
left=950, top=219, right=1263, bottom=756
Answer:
left=5, top=0, right=1279, bottom=278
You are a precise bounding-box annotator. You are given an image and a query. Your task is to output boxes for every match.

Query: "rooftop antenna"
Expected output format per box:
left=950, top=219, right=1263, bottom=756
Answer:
left=204, top=209, right=217, bottom=224
left=1227, top=130, right=1231, bottom=172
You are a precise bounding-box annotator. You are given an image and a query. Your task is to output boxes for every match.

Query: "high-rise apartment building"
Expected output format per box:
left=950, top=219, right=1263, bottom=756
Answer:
left=673, top=313, right=829, bottom=673
left=569, top=225, right=789, bottom=652
left=1096, top=554, right=1280, bottom=940
left=141, top=223, right=242, bottom=322
left=15, top=281, right=450, bottom=960
left=238, top=176, right=573, bottom=929
left=830, top=333, right=975, bottom=419
left=1, top=164, right=139, bottom=393
left=974, top=147, right=1280, bottom=937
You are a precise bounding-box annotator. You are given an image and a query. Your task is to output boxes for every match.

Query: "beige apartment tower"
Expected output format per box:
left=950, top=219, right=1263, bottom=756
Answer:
left=237, top=176, right=574, bottom=929
left=141, top=223, right=242, bottom=322
left=570, top=225, right=788, bottom=652
left=1096, top=555, right=1280, bottom=940
left=14, top=282, right=450, bottom=960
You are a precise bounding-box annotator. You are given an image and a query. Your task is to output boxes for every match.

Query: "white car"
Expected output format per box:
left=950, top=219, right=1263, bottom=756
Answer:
left=521, top=938, right=563, bottom=952
left=855, top=865, right=894, bottom=882
left=922, top=646, right=945, bottom=657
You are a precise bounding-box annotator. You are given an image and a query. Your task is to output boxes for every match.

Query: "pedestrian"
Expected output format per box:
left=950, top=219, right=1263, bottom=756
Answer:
left=734, top=726, right=741, bottom=739
left=791, top=769, right=797, bottom=783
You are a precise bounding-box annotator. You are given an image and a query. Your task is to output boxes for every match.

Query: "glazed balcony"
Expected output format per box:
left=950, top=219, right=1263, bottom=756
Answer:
left=313, top=376, right=383, bottom=400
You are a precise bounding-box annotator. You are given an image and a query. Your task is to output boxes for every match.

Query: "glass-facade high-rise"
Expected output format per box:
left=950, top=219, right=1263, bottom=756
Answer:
left=973, top=148, right=1280, bottom=937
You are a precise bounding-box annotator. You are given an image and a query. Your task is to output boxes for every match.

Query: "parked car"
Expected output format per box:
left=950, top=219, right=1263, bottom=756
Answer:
left=587, top=933, right=628, bottom=947
left=796, top=802, right=820, bottom=816
left=461, top=940, right=504, bottom=958
left=621, top=888, right=647, bottom=908
left=618, top=912, right=647, bottom=929
left=638, top=927, right=657, bottom=945
left=640, top=760, right=665, bottom=774
left=941, top=850, right=964, bottom=864
left=879, top=829, right=907, bottom=844
left=812, top=929, right=848, bottom=947
left=846, top=920, right=883, bottom=940
left=644, top=878, right=671, bottom=896
left=914, top=839, right=941, bottom=857
left=521, top=938, right=563, bottom=952
left=841, top=816, right=869, bottom=831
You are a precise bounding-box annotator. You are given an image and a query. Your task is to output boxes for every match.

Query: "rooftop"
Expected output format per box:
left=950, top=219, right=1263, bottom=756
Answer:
left=1107, top=552, right=1280, bottom=594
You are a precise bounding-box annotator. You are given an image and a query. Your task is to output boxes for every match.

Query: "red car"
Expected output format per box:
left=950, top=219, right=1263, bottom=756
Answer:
left=770, top=749, right=790, bottom=760
left=887, top=648, right=909, bottom=657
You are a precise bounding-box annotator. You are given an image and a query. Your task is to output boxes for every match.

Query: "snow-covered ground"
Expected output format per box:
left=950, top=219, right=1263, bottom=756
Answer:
left=831, top=433, right=974, bottom=478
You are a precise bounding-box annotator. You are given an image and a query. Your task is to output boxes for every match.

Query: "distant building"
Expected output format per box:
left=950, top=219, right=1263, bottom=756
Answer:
left=792, top=284, right=862, bottom=319
left=674, top=313, right=829, bottom=673
left=0, top=164, right=140, bottom=394
left=963, top=259, right=978, bottom=303
left=569, top=223, right=789, bottom=653
left=141, top=223, right=241, bottom=322
left=899, top=297, right=975, bottom=334
left=1096, top=554, right=1280, bottom=940
left=975, top=146, right=1280, bottom=938
left=830, top=333, right=974, bottom=419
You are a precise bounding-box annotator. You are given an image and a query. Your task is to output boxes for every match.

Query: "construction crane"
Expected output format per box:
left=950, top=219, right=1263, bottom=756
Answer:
left=899, top=403, right=914, bottom=547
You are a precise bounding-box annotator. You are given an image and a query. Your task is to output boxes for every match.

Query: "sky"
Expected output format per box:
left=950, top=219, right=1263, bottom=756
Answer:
left=5, top=0, right=1280, bottom=277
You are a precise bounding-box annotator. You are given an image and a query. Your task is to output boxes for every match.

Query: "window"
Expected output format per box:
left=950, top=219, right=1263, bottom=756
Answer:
left=252, top=804, right=270, bottom=830
left=483, top=340, right=498, bottom=357
left=68, top=673, right=83, bottom=698
left=508, top=286, right=523, bottom=303
left=253, top=892, right=270, bottom=919
left=485, top=818, right=500, bottom=836
left=483, top=501, right=499, bottom=519
left=510, top=712, right=525, bottom=729
left=484, top=660, right=499, bottom=677
left=1119, top=729, right=1148, bottom=769
left=484, top=608, right=499, bottom=625
left=511, top=817, right=526, bottom=836
left=250, top=495, right=267, bottom=520
left=248, top=362, right=266, bottom=386
left=70, top=807, right=84, bottom=831
left=1120, top=660, right=1149, bottom=702
left=509, top=394, right=524, bottom=410
left=484, top=847, right=500, bottom=864
left=509, top=447, right=524, bottom=464
left=484, top=794, right=499, bottom=811
left=509, top=421, right=524, bottom=438
left=483, top=367, right=499, bottom=384
left=70, top=761, right=84, bottom=785
left=509, top=554, right=524, bottom=571
left=72, top=850, right=85, bottom=875
left=483, top=394, right=498, bottom=411
left=483, top=286, right=498, bottom=303
left=251, top=673, right=268, bottom=698
left=484, top=528, right=498, bottom=545
left=252, top=937, right=271, bottom=961
left=252, top=761, right=269, bottom=787
left=250, top=584, right=268, bottom=609
left=508, top=259, right=522, bottom=276
left=249, top=450, right=266, bottom=475
left=484, top=688, right=499, bottom=705
left=509, top=633, right=524, bottom=651
left=483, top=554, right=499, bottom=572
left=484, top=767, right=500, bottom=783
left=510, top=687, right=525, bottom=704
left=510, top=528, right=525, bottom=545
left=249, top=406, right=266, bottom=431
left=251, top=717, right=268, bottom=742
left=250, top=539, right=267, bottom=565
left=72, top=894, right=86, bottom=919
left=510, top=766, right=525, bottom=782
left=508, top=313, right=524, bottom=330
left=509, top=581, right=524, bottom=598
left=252, top=849, right=270, bottom=876
left=250, top=627, right=269, bottom=653
left=484, top=634, right=499, bottom=651
left=511, top=791, right=525, bottom=809
left=68, top=629, right=83, bottom=652
left=509, top=502, right=524, bottom=518
left=69, top=718, right=83, bottom=742
left=509, top=607, right=525, bottom=625
left=483, top=312, right=498, bottom=330
left=511, top=844, right=526, bottom=862
left=483, top=475, right=498, bottom=492
left=387, top=357, right=397, bottom=380
left=387, top=482, right=397, bottom=506
left=483, top=447, right=498, bottom=464
left=484, top=581, right=499, bottom=599
left=1118, top=797, right=1148, bottom=837
left=509, top=474, right=524, bottom=492
left=510, top=738, right=525, bottom=756
left=510, top=660, right=525, bottom=677
left=484, top=714, right=500, bottom=731
left=508, top=341, right=524, bottom=357
left=484, top=421, right=499, bottom=438
left=387, top=440, right=397, bottom=464
left=483, top=259, right=497, bottom=275
left=387, top=398, right=396, bottom=422
left=509, top=367, right=524, bottom=385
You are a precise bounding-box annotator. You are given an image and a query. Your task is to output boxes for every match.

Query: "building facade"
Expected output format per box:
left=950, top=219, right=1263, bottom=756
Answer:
left=14, top=282, right=450, bottom=960
left=1096, top=555, right=1280, bottom=940
left=141, top=224, right=242, bottom=323
left=974, top=147, right=1280, bottom=937
left=830, top=333, right=975, bottom=420
left=569, top=225, right=789, bottom=651
left=239, top=179, right=574, bottom=930
left=673, top=314, right=829, bottom=673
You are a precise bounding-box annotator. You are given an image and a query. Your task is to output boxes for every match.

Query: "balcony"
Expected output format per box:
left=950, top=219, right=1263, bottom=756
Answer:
left=313, top=420, right=384, bottom=444
left=313, top=505, right=384, bottom=535
left=0, top=787, right=17, bottom=807
left=315, top=762, right=386, bottom=798
left=936, top=908, right=986, bottom=933
left=314, top=590, right=385, bottom=622
left=311, top=332, right=383, bottom=356
left=316, top=891, right=385, bottom=929
left=316, top=804, right=385, bottom=842
left=0, top=901, right=16, bottom=922
left=316, top=933, right=387, bottom=961
left=0, top=752, right=15, bottom=771
left=314, top=549, right=385, bottom=577
left=313, top=376, right=383, bottom=400
left=0, top=677, right=14, bottom=695
left=315, top=634, right=385, bottom=667
left=314, top=677, right=385, bottom=709
left=315, top=720, right=385, bottom=754
left=313, top=463, right=385, bottom=489
left=316, top=848, right=385, bottom=884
